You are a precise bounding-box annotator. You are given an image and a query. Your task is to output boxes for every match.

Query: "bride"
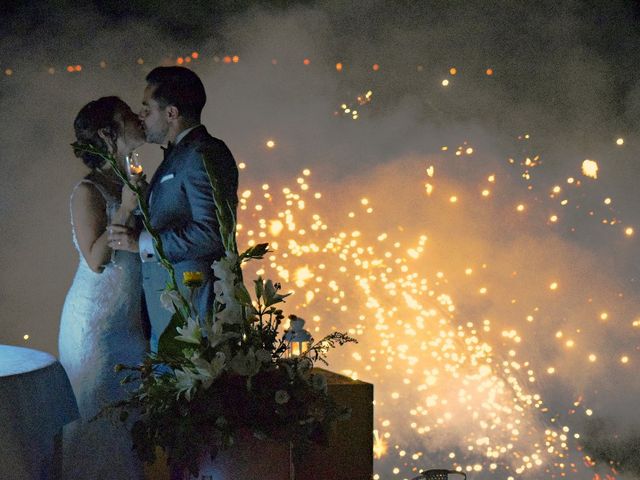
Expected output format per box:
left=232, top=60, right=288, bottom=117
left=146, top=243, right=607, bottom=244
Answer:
left=59, top=96, right=147, bottom=479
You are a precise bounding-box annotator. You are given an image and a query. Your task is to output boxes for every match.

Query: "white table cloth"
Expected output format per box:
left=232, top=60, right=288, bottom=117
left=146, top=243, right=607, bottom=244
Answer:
left=0, top=344, right=79, bottom=479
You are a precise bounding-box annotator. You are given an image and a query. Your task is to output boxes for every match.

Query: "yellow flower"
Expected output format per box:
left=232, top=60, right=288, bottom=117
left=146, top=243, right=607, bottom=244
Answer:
left=183, top=271, right=204, bottom=288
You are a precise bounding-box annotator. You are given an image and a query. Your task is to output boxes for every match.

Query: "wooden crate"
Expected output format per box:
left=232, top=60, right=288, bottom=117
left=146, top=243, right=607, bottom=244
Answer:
left=144, top=369, right=373, bottom=480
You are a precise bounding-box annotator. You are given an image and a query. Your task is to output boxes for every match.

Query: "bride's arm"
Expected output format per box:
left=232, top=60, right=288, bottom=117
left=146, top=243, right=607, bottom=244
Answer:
left=110, top=183, right=138, bottom=226
left=71, top=183, right=111, bottom=273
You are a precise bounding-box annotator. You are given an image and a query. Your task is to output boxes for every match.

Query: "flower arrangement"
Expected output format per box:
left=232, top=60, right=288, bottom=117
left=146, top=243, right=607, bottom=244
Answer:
left=72, top=142, right=357, bottom=477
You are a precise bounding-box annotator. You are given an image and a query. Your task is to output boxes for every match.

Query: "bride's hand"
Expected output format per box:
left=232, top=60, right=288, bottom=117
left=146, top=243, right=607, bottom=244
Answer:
left=131, top=174, right=149, bottom=198
left=107, top=224, right=139, bottom=252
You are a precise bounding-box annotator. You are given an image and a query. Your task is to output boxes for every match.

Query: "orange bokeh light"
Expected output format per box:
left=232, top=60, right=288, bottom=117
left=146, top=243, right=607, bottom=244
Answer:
left=449, top=67, right=457, bottom=75
left=336, top=62, right=343, bottom=71
left=177, top=57, right=184, bottom=65
left=75, top=65, right=82, bottom=71
left=232, top=55, right=239, bottom=63
left=486, top=68, right=494, bottom=76
left=223, top=56, right=232, bottom=64
left=191, top=51, right=199, bottom=59
left=372, top=63, right=380, bottom=71
left=67, top=66, right=74, bottom=72
left=303, top=58, right=311, bottom=65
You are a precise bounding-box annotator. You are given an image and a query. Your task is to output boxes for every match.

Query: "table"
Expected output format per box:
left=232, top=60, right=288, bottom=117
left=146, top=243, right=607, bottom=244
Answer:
left=0, top=345, right=79, bottom=479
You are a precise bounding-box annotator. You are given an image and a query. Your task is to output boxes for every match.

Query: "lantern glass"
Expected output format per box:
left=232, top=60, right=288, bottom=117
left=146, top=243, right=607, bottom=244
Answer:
left=284, top=316, right=313, bottom=358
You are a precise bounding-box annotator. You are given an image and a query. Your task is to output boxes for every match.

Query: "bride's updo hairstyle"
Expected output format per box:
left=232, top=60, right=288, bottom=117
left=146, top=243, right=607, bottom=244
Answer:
left=73, top=96, right=128, bottom=169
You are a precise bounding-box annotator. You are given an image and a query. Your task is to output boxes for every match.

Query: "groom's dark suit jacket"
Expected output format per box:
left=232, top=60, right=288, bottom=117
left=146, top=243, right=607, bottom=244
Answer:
left=142, top=125, right=238, bottom=348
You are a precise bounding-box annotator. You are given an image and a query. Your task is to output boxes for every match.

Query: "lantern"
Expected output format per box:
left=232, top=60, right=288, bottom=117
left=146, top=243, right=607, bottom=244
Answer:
left=284, top=315, right=312, bottom=358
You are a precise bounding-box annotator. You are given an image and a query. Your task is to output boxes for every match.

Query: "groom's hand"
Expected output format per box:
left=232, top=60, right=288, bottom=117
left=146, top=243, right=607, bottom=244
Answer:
left=107, top=224, right=140, bottom=252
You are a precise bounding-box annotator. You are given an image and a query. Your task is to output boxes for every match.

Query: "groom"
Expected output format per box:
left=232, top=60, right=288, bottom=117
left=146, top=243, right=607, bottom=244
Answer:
left=110, top=66, right=238, bottom=352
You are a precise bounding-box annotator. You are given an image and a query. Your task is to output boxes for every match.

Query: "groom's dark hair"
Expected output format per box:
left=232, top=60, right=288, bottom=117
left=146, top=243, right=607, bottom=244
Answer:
left=146, top=66, right=206, bottom=123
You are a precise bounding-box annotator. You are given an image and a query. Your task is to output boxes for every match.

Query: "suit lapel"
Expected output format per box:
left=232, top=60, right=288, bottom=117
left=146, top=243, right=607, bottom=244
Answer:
left=148, top=157, right=167, bottom=204
left=148, top=126, right=209, bottom=204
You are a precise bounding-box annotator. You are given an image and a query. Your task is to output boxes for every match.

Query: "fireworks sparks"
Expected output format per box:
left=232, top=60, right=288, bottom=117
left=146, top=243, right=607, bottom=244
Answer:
left=337, top=90, right=372, bottom=120
left=222, top=70, right=640, bottom=472
left=231, top=145, right=632, bottom=478
left=373, top=430, right=387, bottom=459
left=581, top=160, right=599, bottom=179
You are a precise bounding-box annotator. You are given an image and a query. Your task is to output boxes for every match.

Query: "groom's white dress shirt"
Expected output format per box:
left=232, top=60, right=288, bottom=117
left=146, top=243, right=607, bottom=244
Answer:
left=139, top=125, right=201, bottom=262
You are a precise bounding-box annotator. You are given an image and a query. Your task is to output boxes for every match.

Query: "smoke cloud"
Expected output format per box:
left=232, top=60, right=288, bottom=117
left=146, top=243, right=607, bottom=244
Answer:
left=2, top=1, right=639, bottom=478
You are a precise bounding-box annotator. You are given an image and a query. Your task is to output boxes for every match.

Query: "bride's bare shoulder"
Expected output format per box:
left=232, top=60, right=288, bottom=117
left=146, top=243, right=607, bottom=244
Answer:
left=71, top=180, right=105, bottom=212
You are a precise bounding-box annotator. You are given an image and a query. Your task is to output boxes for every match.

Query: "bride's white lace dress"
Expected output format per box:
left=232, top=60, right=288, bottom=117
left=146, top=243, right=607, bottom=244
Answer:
left=59, top=175, right=147, bottom=479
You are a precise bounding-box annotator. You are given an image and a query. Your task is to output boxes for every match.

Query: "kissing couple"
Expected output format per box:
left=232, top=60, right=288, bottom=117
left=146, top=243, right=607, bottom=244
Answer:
left=58, top=66, right=239, bottom=479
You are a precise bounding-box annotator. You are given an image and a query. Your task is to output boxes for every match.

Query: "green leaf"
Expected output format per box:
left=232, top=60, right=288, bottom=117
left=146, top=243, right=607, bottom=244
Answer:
left=263, top=279, right=276, bottom=306
left=158, top=313, right=189, bottom=358
left=240, top=243, right=269, bottom=261
left=254, top=276, right=264, bottom=301
left=263, top=279, right=291, bottom=307
left=234, top=282, right=252, bottom=305
left=201, top=147, right=238, bottom=256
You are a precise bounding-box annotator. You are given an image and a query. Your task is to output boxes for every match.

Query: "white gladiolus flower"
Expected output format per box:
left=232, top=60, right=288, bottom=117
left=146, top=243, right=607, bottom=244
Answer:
left=212, top=253, right=238, bottom=302
left=189, top=350, right=201, bottom=363
left=255, top=349, right=272, bottom=364
left=281, top=362, right=295, bottom=380
left=174, top=368, right=198, bottom=401
left=213, top=276, right=236, bottom=304
left=175, top=317, right=202, bottom=344
left=192, top=352, right=226, bottom=389
left=160, top=288, right=182, bottom=312
left=212, top=252, right=244, bottom=324
left=204, top=319, right=240, bottom=348
left=230, top=348, right=261, bottom=377
left=216, top=300, right=243, bottom=325
left=275, top=390, right=290, bottom=405
left=297, top=357, right=313, bottom=377
left=312, top=374, right=328, bottom=393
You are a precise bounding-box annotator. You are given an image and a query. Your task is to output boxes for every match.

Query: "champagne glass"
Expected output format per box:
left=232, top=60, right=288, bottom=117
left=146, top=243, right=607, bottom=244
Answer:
left=126, top=152, right=143, bottom=179
left=125, top=151, right=144, bottom=217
